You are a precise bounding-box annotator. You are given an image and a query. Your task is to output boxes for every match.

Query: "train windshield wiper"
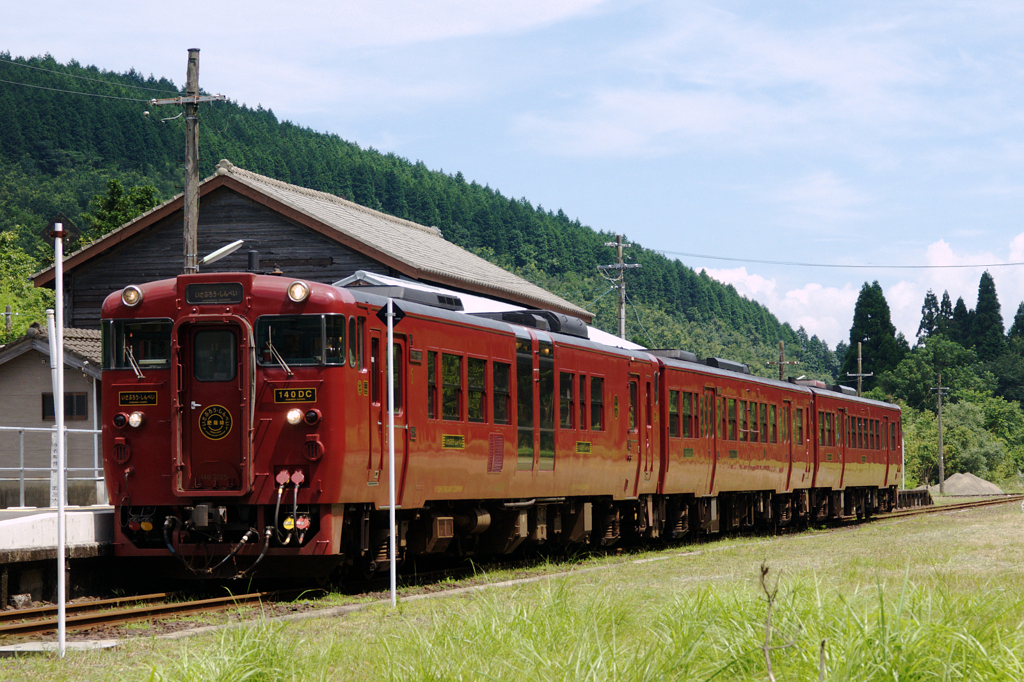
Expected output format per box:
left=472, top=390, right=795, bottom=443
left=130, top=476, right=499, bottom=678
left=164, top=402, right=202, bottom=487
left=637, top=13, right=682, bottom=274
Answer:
left=265, top=328, right=293, bottom=377
left=124, top=343, right=145, bottom=380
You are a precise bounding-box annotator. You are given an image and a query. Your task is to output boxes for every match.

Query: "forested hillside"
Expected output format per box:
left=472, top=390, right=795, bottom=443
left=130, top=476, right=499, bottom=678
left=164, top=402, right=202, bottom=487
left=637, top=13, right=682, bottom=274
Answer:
left=1, top=52, right=835, bottom=378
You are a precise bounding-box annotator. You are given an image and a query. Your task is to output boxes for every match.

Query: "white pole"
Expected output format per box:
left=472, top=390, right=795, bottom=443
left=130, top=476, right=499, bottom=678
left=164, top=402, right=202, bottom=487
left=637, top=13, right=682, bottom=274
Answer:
left=47, top=223, right=67, bottom=657
left=387, top=298, right=397, bottom=608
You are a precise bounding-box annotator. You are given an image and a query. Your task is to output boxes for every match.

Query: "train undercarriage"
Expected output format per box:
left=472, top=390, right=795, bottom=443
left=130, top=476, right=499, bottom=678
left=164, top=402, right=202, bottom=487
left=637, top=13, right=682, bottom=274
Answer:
left=118, top=486, right=898, bottom=580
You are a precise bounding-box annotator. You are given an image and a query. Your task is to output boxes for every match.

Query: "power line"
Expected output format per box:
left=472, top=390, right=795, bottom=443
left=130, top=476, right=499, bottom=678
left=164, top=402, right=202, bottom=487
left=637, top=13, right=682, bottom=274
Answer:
left=649, top=248, right=1024, bottom=270
left=0, top=56, right=179, bottom=95
left=0, top=77, right=150, bottom=102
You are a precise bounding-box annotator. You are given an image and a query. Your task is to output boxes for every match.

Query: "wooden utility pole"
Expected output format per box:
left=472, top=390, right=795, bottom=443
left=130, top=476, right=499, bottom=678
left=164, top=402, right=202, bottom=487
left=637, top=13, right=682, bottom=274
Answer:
left=846, top=342, right=873, bottom=396
left=933, top=373, right=948, bottom=493
left=183, top=48, right=200, bottom=274
left=598, top=235, right=641, bottom=340
left=767, top=341, right=799, bottom=381
left=149, top=49, right=225, bottom=274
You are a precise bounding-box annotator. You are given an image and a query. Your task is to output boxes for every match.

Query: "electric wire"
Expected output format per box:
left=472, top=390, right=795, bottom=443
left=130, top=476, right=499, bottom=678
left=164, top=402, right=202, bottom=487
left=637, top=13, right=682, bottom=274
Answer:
left=0, top=77, right=150, bottom=102
left=0, top=56, right=179, bottom=95
left=647, top=247, right=1024, bottom=270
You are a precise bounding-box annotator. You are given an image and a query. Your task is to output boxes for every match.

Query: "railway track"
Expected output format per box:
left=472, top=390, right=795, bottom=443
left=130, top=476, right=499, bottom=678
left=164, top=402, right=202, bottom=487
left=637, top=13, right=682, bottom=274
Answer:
left=2, top=495, right=1020, bottom=639
left=0, top=590, right=303, bottom=637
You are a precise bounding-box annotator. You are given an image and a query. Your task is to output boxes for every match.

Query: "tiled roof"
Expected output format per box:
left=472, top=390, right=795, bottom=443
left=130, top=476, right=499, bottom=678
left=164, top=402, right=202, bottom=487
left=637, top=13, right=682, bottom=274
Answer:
left=31, top=325, right=102, bottom=365
left=213, top=160, right=592, bottom=320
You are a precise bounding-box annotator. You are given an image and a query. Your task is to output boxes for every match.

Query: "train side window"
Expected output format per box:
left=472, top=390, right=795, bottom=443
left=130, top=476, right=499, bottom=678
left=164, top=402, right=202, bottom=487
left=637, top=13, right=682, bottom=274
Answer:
left=739, top=400, right=748, bottom=442
left=818, top=410, right=825, bottom=446
left=628, top=380, right=638, bottom=433
left=468, top=357, right=486, bottom=423
left=391, top=343, right=403, bottom=410
left=751, top=403, right=760, bottom=442
left=370, top=338, right=380, bottom=404
left=493, top=362, right=511, bottom=425
left=682, top=392, right=694, bottom=438
left=427, top=351, right=437, bottom=419
left=442, top=353, right=462, bottom=421
left=669, top=390, right=680, bottom=437
left=795, top=408, right=804, bottom=445
left=890, top=422, right=896, bottom=450
left=579, top=375, right=587, bottom=430
left=727, top=398, right=737, bottom=440
left=759, top=403, right=767, bottom=442
left=590, top=377, right=604, bottom=431
left=560, top=372, right=575, bottom=429
left=516, top=342, right=534, bottom=470
left=348, top=317, right=357, bottom=367
left=769, top=405, right=777, bottom=443
left=717, top=398, right=723, bottom=439
left=324, top=315, right=346, bottom=365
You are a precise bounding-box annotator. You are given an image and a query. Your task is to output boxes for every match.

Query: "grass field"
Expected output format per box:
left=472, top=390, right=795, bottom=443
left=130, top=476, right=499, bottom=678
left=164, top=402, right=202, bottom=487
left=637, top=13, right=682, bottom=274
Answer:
left=4, top=501, right=1024, bottom=681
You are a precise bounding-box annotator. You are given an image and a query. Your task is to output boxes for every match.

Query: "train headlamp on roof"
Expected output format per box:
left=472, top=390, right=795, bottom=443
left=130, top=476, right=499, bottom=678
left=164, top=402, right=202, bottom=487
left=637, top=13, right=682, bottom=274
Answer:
left=121, top=285, right=143, bottom=307
left=287, top=281, right=310, bottom=303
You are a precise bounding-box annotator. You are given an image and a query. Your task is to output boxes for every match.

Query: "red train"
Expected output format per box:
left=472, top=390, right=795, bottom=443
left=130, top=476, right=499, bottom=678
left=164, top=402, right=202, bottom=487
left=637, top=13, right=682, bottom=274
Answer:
left=100, top=272, right=902, bottom=578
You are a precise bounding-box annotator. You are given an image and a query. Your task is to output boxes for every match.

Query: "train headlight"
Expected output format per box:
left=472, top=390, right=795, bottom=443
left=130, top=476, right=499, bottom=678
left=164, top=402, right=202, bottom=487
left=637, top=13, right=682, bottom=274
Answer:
left=286, top=408, right=304, bottom=425
left=287, top=281, right=310, bottom=303
left=127, top=411, right=145, bottom=428
left=121, top=285, right=143, bottom=307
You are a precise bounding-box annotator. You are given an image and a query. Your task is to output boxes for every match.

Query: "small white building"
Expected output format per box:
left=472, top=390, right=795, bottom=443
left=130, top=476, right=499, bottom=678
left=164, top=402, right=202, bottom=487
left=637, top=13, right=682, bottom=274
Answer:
left=0, top=323, right=103, bottom=507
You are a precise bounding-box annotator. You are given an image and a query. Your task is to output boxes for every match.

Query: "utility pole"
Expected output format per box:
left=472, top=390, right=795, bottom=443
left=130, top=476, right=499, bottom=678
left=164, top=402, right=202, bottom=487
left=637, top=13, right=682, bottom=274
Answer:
left=846, top=341, right=873, bottom=396
left=767, top=341, right=799, bottom=381
left=933, top=373, right=948, bottom=493
left=149, top=49, right=226, bottom=274
left=598, top=235, right=641, bottom=339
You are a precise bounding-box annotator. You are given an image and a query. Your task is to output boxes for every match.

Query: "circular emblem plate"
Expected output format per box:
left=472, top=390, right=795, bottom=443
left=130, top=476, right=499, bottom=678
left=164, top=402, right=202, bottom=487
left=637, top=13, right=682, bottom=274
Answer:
left=198, top=405, right=233, bottom=441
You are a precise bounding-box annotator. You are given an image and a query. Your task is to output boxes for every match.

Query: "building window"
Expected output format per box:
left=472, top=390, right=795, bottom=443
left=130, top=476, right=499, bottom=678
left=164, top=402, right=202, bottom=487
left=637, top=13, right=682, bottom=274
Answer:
left=43, top=393, right=88, bottom=421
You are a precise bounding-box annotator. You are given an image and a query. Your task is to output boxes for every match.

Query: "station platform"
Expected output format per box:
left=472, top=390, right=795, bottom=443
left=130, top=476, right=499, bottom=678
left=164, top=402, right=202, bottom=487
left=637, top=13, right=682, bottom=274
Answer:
left=0, top=507, right=113, bottom=608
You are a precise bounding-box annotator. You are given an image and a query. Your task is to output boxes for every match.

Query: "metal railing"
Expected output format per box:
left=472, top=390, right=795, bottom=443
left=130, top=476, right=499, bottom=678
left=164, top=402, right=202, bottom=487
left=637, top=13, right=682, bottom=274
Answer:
left=0, top=425, right=104, bottom=508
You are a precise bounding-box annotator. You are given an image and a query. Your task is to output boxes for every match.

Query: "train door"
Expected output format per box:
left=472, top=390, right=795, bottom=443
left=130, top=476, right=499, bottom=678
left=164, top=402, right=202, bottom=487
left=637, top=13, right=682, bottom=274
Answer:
left=176, top=321, right=252, bottom=495
left=368, top=330, right=408, bottom=494
left=837, top=409, right=847, bottom=488
left=703, top=387, right=717, bottom=495
left=643, top=379, right=654, bottom=483
left=627, top=375, right=643, bottom=497
left=882, top=414, right=892, bottom=484
left=783, top=399, right=794, bottom=490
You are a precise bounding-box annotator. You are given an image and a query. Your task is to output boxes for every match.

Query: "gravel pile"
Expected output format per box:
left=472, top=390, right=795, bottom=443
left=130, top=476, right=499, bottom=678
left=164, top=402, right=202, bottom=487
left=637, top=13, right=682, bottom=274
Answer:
left=929, top=472, right=1004, bottom=495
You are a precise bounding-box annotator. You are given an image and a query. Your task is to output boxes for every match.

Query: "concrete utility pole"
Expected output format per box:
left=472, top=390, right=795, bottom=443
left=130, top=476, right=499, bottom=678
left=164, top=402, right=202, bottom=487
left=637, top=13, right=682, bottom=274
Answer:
left=149, top=49, right=226, bottom=274
left=598, top=235, right=641, bottom=340
left=846, top=342, right=873, bottom=397
left=933, top=373, right=948, bottom=493
left=767, top=341, right=799, bottom=381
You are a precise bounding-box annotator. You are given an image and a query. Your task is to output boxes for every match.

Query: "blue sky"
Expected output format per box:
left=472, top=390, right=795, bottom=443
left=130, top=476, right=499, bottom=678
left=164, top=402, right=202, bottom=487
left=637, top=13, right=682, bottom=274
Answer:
left=8, top=1, right=1024, bottom=347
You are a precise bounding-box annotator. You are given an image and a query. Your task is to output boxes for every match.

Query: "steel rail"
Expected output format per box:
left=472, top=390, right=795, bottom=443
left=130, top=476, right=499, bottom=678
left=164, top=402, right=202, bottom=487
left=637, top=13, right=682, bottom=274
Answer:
left=0, top=591, right=291, bottom=636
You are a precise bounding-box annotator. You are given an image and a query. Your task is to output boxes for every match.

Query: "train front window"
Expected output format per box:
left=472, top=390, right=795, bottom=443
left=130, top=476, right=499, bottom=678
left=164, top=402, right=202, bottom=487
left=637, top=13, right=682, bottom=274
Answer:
left=103, top=319, right=173, bottom=370
left=257, top=315, right=341, bottom=366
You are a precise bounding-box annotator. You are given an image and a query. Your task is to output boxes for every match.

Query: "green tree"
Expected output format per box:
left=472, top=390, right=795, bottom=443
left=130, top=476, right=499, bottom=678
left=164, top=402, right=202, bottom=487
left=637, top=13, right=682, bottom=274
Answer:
left=873, top=335, right=994, bottom=409
left=78, top=178, right=159, bottom=244
left=951, top=297, right=971, bottom=346
left=0, top=231, right=54, bottom=343
left=1007, top=302, right=1024, bottom=340
left=916, top=289, right=939, bottom=343
left=840, top=281, right=903, bottom=392
left=970, top=271, right=1005, bottom=361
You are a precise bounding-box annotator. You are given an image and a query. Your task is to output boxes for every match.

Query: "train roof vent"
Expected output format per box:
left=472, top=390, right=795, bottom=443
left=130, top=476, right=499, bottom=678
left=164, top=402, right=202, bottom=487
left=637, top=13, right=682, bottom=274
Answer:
left=704, top=357, right=750, bottom=374
left=347, top=285, right=464, bottom=312
left=830, top=384, right=858, bottom=396
left=647, top=349, right=700, bottom=363
left=471, top=309, right=590, bottom=340
left=789, top=378, right=827, bottom=388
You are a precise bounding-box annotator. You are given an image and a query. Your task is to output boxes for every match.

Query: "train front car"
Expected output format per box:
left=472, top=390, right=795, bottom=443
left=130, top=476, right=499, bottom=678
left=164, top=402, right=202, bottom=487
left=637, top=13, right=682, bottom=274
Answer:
left=101, top=273, right=356, bottom=578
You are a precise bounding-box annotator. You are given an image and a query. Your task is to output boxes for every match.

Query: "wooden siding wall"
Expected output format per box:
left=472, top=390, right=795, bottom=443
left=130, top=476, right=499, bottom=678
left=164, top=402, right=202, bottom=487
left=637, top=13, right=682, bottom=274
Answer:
left=67, top=189, right=391, bottom=328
